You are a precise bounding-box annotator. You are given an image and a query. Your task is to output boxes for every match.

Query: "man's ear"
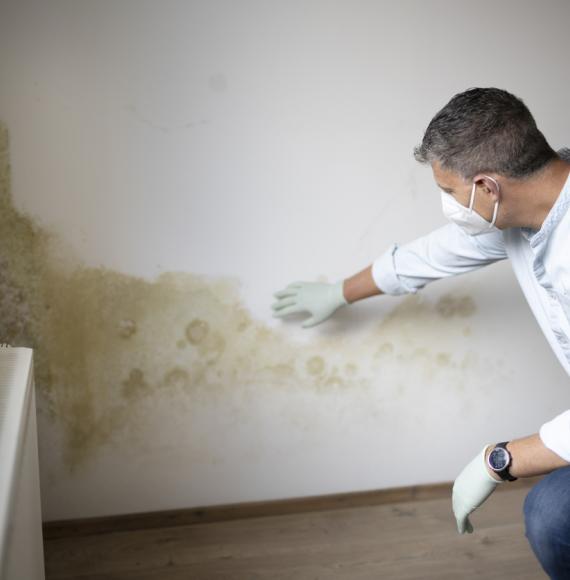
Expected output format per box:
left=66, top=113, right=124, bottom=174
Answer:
left=472, top=174, right=501, bottom=202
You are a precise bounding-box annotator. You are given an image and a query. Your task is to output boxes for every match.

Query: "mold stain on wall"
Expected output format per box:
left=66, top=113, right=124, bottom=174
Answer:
left=0, top=122, right=490, bottom=473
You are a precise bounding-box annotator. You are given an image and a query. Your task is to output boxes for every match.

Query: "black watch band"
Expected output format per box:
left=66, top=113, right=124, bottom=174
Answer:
left=489, top=441, right=518, bottom=482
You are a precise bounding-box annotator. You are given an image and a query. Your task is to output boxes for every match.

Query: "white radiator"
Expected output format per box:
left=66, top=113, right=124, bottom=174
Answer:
left=0, top=346, right=45, bottom=580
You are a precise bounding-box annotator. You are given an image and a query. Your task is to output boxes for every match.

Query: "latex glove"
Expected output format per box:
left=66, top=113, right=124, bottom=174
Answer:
left=271, top=280, right=348, bottom=328
left=452, top=444, right=503, bottom=534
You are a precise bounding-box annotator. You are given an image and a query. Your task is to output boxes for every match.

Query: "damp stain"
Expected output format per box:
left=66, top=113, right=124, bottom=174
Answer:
left=435, top=295, right=476, bottom=318
left=306, top=356, right=325, bottom=376
left=163, top=367, right=191, bottom=391
left=185, top=318, right=209, bottom=345
left=122, top=368, right=150, bottom=399
left=118, top=318, right=137, bottom=339
left=0, top=121, right=485, bottom=473
left=436, top=352, right=452, bottom=367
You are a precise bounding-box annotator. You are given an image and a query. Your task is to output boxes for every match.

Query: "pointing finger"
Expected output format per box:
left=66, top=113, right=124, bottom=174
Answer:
left=273, top=304, right=304, bottom=318
left=271, top=297, right=297, bottom=311
left=273, top=288, right=298, bottom=299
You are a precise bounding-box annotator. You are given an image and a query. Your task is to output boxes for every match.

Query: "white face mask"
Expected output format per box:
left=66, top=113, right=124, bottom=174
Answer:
left=440, top=176, right=500, bottom=236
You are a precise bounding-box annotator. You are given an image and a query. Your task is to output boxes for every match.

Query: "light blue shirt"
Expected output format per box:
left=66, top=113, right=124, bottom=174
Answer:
left=372, top=156, right=570, bottom=461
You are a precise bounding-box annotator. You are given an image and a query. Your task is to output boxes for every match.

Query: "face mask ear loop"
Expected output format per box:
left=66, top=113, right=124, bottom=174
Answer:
left=490, top=200, right=499, bottom=228
left=487, top=175, right=500, bottom=228
left=468, top=182, right=477, bottom=212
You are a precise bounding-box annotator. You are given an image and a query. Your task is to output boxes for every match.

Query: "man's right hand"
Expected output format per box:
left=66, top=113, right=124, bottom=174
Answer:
left=271, top=280, right=348, bottom=329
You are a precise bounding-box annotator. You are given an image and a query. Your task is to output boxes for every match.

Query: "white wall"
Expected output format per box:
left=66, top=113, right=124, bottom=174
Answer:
left=1, top=0, right=569, bottom=521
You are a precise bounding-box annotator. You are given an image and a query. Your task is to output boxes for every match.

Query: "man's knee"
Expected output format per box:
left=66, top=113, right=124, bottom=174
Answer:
left=524, top=468, right=570, bottom=545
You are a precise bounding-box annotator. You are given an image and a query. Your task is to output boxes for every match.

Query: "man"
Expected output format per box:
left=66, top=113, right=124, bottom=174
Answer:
left=271, top=88, right=570, bottom=577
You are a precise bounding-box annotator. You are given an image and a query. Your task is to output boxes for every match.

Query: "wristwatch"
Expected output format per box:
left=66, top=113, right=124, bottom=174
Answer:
left=487, top=441, right=518, bottom=481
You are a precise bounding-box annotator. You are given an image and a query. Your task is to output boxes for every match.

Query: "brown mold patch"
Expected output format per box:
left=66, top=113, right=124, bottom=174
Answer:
left=163, top=367, right=191, bottom=391
left=122, top=368, right=150, bottom=399
left=435, top=294, right=476, bottom=318
left=436, top=352, right=452, bottom=367
left=366, top=292, right=484, bottom=385
left=306, top=356, right=325, bottom=376
left=118, top=318, right=137, bottom=339
left=185, top=318, right=209, bottom=345
left=0, top=121, right=485, bottom=473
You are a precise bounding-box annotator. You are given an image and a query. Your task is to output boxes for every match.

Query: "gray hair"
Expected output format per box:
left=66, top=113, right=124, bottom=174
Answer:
left=414, top=88, right=558, bottom=180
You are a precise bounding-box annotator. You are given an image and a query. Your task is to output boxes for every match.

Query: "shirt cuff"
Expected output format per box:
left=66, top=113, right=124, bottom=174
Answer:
left=539, top=409, right=570, bottom=462
left=371, top=243, right=416, bottom=296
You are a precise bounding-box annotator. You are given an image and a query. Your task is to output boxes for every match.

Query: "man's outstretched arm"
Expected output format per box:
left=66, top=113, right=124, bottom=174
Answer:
left=370, top=221, right=507, bottom=295
left=343, top=264, right=383, bottom=303
left=273, top=222, right=507, bottom=327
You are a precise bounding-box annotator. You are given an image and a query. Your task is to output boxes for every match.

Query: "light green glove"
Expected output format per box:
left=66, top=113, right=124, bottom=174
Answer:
left=271, top=280, right=348, bottom=328
left=452, top=444, right=503, bottom=534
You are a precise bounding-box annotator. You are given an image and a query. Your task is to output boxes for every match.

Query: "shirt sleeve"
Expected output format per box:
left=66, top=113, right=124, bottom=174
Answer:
left=539, top=410, right=570, bottom=462
left=371, top=223, right=508, bottom=295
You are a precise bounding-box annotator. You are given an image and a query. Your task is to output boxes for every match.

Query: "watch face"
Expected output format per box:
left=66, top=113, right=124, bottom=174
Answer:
left=489, top=447, right=509, bottom=471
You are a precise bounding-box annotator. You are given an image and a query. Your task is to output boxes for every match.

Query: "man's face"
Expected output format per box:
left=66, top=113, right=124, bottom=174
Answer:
left=432, top=161, right=471, bottom=204
left=431, top=161, right=499, bottom=224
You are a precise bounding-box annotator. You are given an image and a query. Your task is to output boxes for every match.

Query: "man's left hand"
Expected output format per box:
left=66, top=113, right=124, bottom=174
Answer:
left=452, top=444, right=503, bottom=534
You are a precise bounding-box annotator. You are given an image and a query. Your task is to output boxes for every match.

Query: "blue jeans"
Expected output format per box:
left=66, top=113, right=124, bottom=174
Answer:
left=524, top=465, right=570, bottom=579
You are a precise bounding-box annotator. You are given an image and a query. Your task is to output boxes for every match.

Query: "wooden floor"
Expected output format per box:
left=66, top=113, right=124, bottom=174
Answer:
left=43, top=486, right=546, bottom=579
